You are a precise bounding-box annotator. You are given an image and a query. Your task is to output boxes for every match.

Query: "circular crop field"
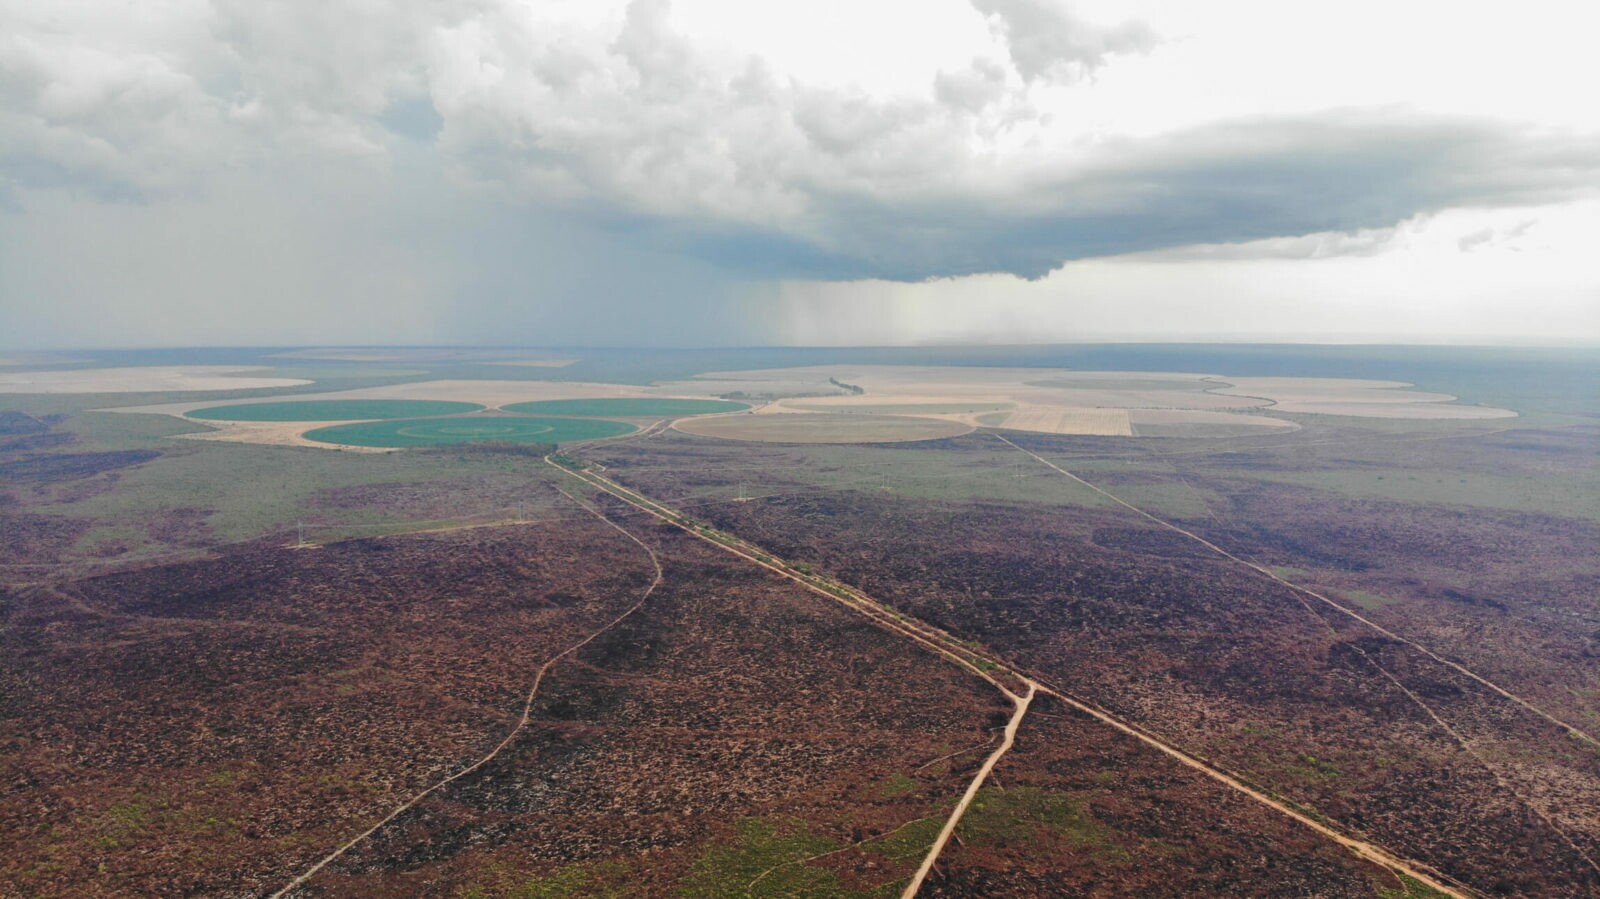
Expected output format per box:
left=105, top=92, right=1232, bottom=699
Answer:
left=500, top=397, right=749, bottom=417
left=674, top=413, right=971, bottom=444
left=188, top=399, right=484, bottom=421
left=302, top=416, right=636, bottom=448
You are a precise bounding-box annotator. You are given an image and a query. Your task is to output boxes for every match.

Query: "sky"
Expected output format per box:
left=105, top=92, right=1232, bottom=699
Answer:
left=1, top=0, right=1597, bottom=349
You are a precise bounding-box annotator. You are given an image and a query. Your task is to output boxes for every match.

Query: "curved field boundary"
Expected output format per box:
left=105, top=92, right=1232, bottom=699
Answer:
left=993, top=434, right=1600, bottom=748
left=187, top=399, right=484, bottom=421
left=270, top=494, right=663, bottom=897
left=302, top=416, right=637, bottom=448
left=673, top=413, right=973, bottom=445
left=548, top=460, right=1468, bottom=898
left=501, top=397, right=749, bottom=417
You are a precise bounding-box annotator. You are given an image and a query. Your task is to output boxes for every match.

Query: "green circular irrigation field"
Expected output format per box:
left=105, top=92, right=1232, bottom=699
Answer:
left=500, top=398, right=749, bottom=417
left=301, top=416, right=637, bottom=448
left=188, top=399, right=485, bottom=421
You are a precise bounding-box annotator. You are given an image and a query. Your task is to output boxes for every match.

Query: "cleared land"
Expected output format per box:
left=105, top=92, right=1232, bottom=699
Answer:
left=302, top=416, right=637, bottom=448
left=997, top=405, right=1133, bottom=436
left=686, top=365, right=1511, bottom=437
left=500, top=397, right=749, bottom=417
left=187, top=400, right=484, bottom=422
left=1129, top=408, right=1301, bottom=437
left=1214, top=377, right=1519, bottom=419
left=0, top=366, right=311, bottom=394
left=675, top=412, right=972, bottom=444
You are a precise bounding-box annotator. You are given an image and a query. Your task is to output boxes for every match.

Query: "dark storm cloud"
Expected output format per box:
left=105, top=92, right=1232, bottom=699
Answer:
left=614, top=110, right=1600, bottom=280
left=3, top=0, right=1598, bottom=287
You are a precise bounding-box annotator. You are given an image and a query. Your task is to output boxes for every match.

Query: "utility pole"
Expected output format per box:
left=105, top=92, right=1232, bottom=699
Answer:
left=297, top=521, right=305, bottom=547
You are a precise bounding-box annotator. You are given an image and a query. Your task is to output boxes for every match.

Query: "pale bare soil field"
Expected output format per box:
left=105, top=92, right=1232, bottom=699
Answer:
left=1129, top=408, right=1301, bottom=437
left=171, top=420, right=393, bottom=450
left=674, top=412, right=973, bottom=444
left=677, top=365, right=1513, bottom=438
left=0, top=366, right=312, bottom=394
left=81, top=366, right=1514, bottom=453
left=998, top=405, right=1133, bottom=436
left=1213, top=377, right=1519, bottom=419
left=107, top=380, right=660, bottom=418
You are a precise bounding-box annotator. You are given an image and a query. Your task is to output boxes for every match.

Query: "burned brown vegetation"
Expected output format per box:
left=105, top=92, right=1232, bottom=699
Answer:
left=586, top=426, right=1600, bottom=896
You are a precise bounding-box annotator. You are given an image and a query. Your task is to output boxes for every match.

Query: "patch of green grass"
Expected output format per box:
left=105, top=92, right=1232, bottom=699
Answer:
left=677, top=817, right=850, bottom=898
left=877, top=773, right=919, bottom=798
left=861, top=816, right=941, bottom=862
left=1236, top=467, right=1600, bottom=523
left=501, top=398, right=749, bottom=417
left=957, top=787, right=1115, bottom=852
left=787, top=402, right=1012, bottom=415
left=1378, top=872, right=1454, bottom=898
left=304, top=416, right=636, bottom=448
left=74, top=524, right=150, bottom=556
left=69, top=410, right=215, bottom=450
left=1343, top=590, right=1399, bottom=611
left=462, top=860, right=633, bottom=899
left=1287, top=754, right=1342, bottom=782
left=187, top=399, right=484, bottom=421
left=39, top=439, right=567, bottom=545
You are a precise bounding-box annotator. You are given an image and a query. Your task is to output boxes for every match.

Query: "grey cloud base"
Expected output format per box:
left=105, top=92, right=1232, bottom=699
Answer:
left=660, top=111, right=1600, bottom=281
left=2, top=0, right=1598, bottom=286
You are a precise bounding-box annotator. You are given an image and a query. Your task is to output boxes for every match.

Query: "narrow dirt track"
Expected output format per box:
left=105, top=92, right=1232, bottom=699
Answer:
left=993, top=433, right=1599, bottom=748
left=270, top=492, right=663, bottom=898
left=550, top=459, right=1470, bottom=899
left=902, top=683, right=1035, bottom=898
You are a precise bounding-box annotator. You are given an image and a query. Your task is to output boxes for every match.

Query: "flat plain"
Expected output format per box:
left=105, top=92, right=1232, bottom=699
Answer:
left=2, top=347, right=1595, bottom=897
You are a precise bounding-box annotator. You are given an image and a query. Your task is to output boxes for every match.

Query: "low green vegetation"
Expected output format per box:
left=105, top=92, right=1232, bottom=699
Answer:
left=456, top=860, right=634, bottom=899
left=677, top=818, right=845, bottom=898
left=303, top=416, right=636, bottom=448
left=877, top=773, right=919, bottom=798
left=1227, top=467, right=1600, bottom=523
left=1288, top=754, right=1342, bottom=782
left=500, top=398, right=749, bottom=417
left=187, top=399, right=484, bottom=421
left=860, top=816, right=941, bottom=862
left=957, top=787, right=1116, bottom=852
left=1378, top=872, right=1455, bottom=899
left=1343, top=590, right=1400, bottom=611
left=787, top=402, right=1011, bottom=414
left=38, top=438, right=570, bottom=545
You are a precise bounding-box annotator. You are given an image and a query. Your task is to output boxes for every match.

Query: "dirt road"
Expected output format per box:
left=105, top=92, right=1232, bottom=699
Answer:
left=549, top=458, right=1469, bottom=899
left=270, top=492, right=664, bottom=898
left=902, top=683, right=1035, bottom=898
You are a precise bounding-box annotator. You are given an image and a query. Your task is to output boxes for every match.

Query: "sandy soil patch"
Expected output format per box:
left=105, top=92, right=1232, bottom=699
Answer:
left=1211, top=377, right=1516, bottom=418
left=999, top=406, right=1134, bottom=436
left=696, top=366, right=1512, bottom=424
left=106, top=379, right=668, bottom=418
left=1267, top=401, right=1517, bottom=419
left=1129, top=409, right=1301, bottom=437
left=173, top=420, right=393, bottom=451
left=0, top=366, right=312, bottom=394
left=673, top=412, right=972, bottom=444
